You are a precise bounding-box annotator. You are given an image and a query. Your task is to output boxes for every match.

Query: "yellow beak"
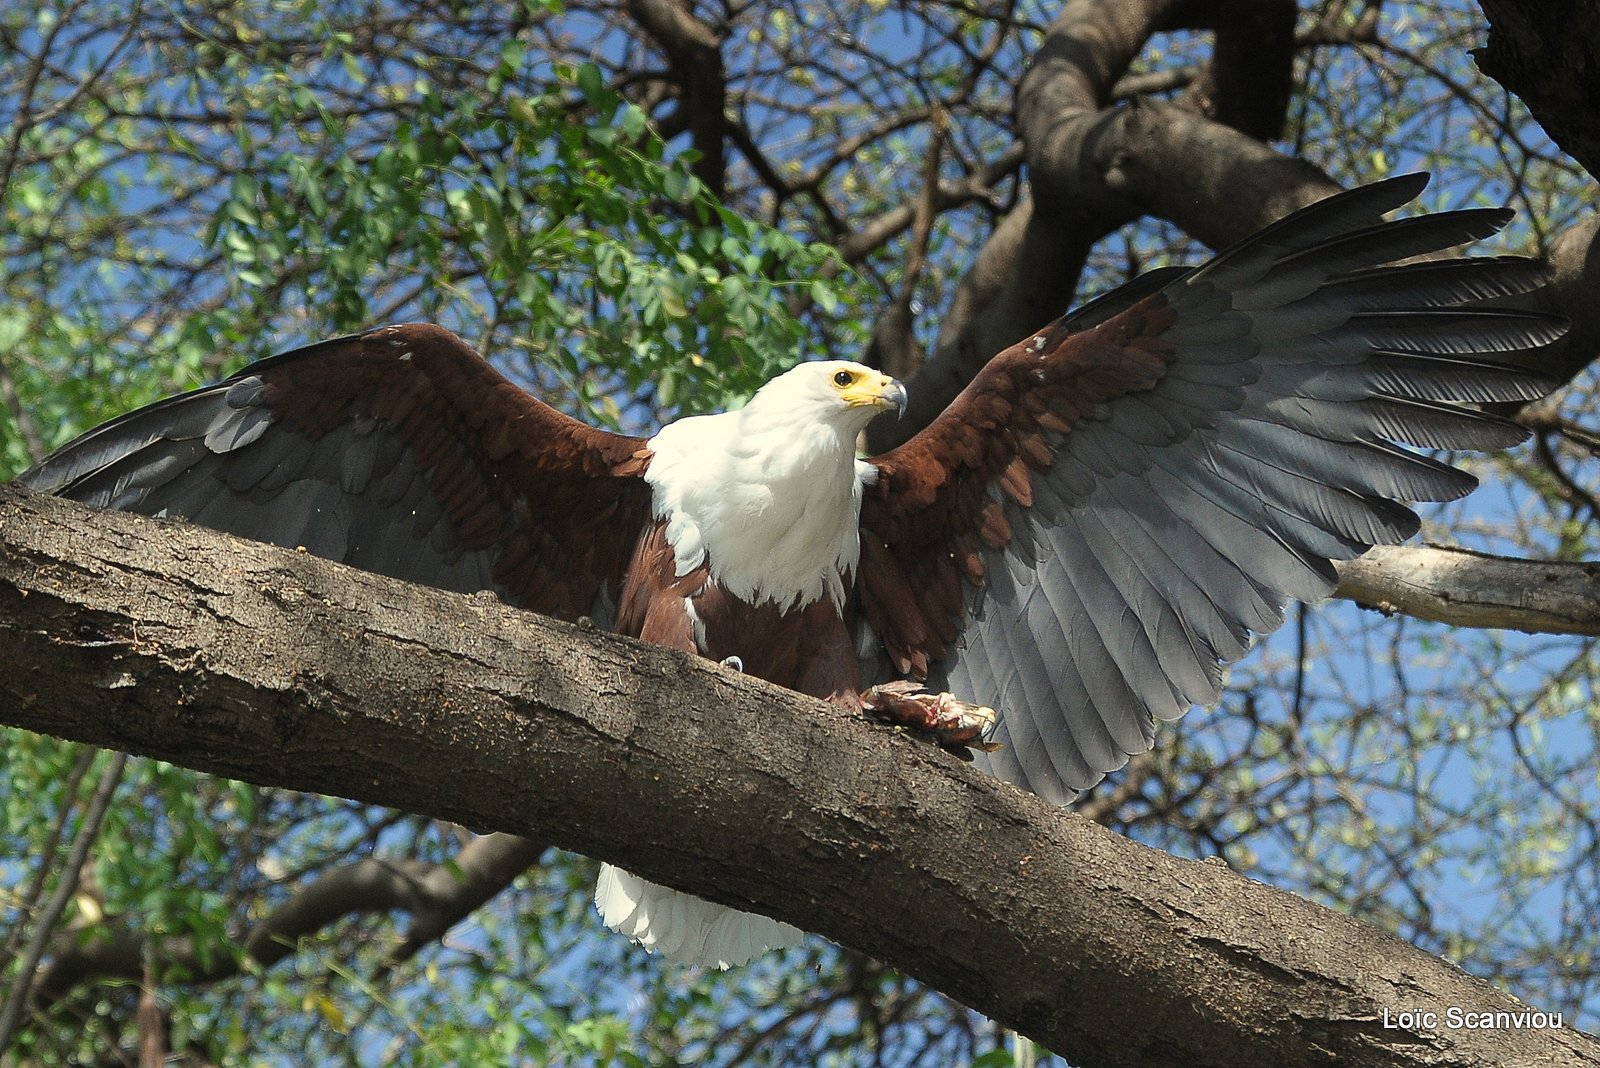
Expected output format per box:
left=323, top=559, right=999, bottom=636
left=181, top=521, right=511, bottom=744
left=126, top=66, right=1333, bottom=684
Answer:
left=845, top=373, right=908, bottom=417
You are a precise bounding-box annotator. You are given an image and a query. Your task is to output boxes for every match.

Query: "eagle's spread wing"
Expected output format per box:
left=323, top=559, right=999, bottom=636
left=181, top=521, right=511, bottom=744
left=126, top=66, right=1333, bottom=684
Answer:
left=857, top=173, right=1564, bottom=804
left=20, top=323, right=653, bottom=621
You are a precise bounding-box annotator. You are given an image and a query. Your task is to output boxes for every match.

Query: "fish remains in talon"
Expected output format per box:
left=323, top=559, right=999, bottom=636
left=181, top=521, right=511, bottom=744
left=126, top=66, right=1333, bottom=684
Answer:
left=862, top=680, right=1001, bottom=759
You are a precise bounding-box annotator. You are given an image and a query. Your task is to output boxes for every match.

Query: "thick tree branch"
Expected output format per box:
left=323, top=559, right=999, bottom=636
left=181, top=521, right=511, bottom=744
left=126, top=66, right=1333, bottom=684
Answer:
left=2, top=486, right=1593, bottom=1067
left=1183, top=0, right=1298, bottom=139
left=1335, top=546, right=1600, bottom=635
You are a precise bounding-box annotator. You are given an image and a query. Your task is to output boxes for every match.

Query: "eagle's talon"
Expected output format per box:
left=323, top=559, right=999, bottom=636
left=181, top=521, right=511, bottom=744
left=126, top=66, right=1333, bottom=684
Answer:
left=862, top=681, right=1000, bottom=757
left=719, top=655, right=744, bottom=673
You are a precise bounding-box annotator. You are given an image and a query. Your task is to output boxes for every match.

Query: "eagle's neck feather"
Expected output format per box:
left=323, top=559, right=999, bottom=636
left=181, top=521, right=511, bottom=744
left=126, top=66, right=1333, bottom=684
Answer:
left=644, top=406, right=868, bottom=613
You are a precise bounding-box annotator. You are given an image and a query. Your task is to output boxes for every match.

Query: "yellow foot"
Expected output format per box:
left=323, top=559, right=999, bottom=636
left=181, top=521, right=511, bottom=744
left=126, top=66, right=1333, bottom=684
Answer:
left=862, top=681, right=1001, bottom=760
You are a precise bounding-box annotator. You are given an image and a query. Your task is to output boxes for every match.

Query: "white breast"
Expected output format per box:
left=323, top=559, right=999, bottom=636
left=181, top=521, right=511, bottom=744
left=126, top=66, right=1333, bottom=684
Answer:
left=645, top=407, right=869, bottom=613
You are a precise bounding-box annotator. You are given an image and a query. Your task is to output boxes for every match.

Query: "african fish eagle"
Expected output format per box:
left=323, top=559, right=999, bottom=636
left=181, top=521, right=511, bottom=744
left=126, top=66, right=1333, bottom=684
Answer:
left=16, top=173, right=1566, bottom=968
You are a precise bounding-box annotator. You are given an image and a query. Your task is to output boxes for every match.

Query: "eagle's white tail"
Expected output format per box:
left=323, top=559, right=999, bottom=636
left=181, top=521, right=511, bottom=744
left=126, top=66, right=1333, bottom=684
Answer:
left=594, top=863, right=803, bottom=968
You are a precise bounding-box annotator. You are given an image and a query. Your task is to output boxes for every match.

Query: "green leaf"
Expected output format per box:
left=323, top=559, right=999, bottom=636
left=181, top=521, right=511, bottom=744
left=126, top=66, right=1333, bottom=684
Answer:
left=577, top=61, right=604, bottom=104
left=809, top=277, right=840, bottom=314
left=662, top=167, right=688, bottom=202
left=659, top=285, right=687, bottom=318
left=225, top=199, right=259, bottom=226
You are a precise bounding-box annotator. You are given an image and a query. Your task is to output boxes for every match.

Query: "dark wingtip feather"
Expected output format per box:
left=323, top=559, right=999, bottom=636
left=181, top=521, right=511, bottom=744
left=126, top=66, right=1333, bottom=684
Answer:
left=1274, top=172, right=1433, bottom=234
left=1325, top=257, right=1556, bottom=310
left=1342, top=308, right=1570, bottom=357
left=1370, top=170, right=1433, bottom=201
left=1207, top=172, right=1432, bottom=265
left=1365, top=352, right=1560, bottom=403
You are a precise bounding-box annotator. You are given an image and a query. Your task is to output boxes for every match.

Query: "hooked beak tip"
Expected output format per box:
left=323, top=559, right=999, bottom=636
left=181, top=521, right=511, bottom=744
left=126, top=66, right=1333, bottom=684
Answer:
left=885, top=379, right=908, bottom=419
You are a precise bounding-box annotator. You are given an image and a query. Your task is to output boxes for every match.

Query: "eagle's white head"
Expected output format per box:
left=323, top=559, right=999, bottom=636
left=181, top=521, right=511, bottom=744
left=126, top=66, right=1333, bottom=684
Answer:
left=741, top=360, right=907, bottom=432
left=645, top=360, right=907, bottom=612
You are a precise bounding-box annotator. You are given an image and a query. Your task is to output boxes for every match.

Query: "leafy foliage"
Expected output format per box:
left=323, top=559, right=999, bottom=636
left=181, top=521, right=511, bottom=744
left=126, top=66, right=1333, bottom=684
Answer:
left=0, top=14, right=852, bottom=466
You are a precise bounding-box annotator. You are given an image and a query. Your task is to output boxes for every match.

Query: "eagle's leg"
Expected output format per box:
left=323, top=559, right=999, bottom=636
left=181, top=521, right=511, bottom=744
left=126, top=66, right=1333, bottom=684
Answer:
left=861, top=681, right=1001, bottom=759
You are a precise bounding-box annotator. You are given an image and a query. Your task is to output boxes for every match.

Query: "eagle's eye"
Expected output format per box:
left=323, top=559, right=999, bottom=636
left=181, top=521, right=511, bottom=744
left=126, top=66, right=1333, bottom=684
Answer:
left=833, top=370, right=854, bottom=387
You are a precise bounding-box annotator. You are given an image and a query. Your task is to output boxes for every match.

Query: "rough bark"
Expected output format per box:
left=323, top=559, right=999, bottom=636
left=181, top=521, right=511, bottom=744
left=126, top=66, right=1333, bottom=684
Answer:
left=3, top=486, right=1595, bottom=1068
left=1474, top=0, right=1600, bottom=180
